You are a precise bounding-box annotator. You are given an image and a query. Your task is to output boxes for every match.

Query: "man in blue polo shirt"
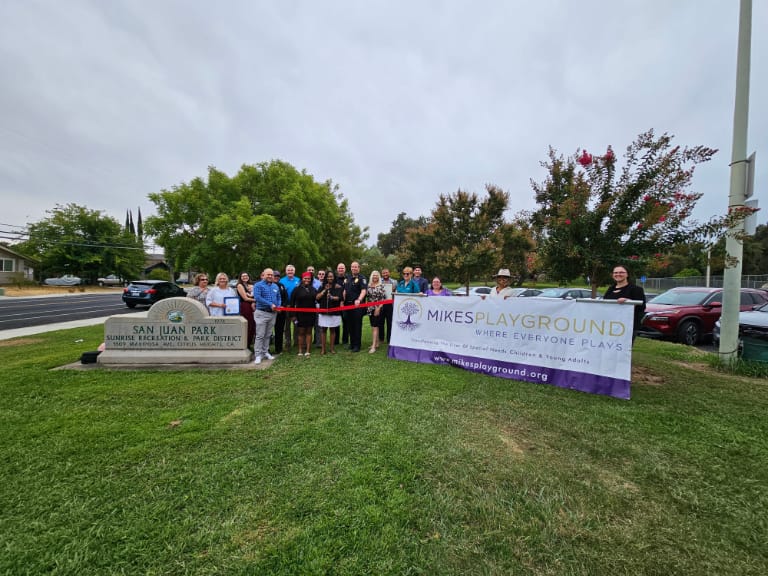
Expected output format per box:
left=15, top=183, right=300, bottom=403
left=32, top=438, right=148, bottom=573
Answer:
left=252, top=268, right=281, bottom=365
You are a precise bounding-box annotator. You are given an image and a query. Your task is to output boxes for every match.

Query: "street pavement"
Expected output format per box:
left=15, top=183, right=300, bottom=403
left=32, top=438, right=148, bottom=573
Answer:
left=0, top=293, right=143, bottom=341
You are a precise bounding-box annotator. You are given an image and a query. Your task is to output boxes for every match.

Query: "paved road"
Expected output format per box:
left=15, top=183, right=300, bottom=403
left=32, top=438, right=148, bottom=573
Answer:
left=0, top=293, right=142, bottom=339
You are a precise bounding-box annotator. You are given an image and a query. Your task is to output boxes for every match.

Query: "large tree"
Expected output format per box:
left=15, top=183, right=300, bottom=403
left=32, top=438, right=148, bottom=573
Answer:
left=531, top=130, right=717, bottom=294
left=19, top=203, right=145, bottom=282
left=377, top=212, right=430, bottom=257
left=742, top=224, right=768, bottom=275
left=144, top=160, right=367, bottom=277
left=398, top=185, right=519, bottom=286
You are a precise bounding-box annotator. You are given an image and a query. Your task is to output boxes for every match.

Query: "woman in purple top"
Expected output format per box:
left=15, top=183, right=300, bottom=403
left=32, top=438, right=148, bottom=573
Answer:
left=426, top=277, right=451, bottom=296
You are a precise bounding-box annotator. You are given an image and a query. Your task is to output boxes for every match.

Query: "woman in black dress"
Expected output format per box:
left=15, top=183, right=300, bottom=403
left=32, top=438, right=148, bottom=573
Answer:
left=235, top=271, right=256, bottom=349
left=290, top=272, right=318, bottom=356
left=603, top=265, right=646, bottom=340
left=316, top=270, right=343, bottom=354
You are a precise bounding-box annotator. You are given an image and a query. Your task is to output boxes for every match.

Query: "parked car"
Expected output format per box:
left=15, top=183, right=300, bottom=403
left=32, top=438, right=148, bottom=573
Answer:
left=535, top=287, right=594, bottom=300
left=97, top=274, right=126, bottom=287
left=511, top=288, right=543, bottom=297
left=639, top=287, right=768, bottom=345
left=451, top=286, right=492, bottom=297
left=713, top=301, right=768, bottom=346
left=44, top=274, right=82, bottom=286
left=122, top=280, right=186, bottom=308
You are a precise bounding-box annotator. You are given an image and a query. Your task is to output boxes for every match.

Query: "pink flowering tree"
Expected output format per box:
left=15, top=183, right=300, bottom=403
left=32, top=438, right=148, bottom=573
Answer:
left=530, top=130, right=717, bottom=295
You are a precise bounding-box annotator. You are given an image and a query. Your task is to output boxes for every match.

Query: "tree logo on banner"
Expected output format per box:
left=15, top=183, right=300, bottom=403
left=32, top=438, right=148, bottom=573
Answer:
left=397, top=298, right=422, bottom=331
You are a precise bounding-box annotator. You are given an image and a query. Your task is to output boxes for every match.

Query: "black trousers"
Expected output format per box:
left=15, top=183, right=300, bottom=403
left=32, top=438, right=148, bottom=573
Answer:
left=381, top=303, right=394, bottom=342
left=274, top=312, right=286, bottom=353
left=340, top=309, right=351, bottom=344
left=347, top=307, right=364, bottom=350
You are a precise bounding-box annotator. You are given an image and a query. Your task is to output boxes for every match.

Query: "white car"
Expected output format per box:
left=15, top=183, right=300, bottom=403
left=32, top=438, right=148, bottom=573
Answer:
left=97, top=274, right=126, bottom=287
left=451, top=286, right=492, bottom=297
left=713, top=302, right=768, bottom=345
left=44, top=274, right=82, bottom=286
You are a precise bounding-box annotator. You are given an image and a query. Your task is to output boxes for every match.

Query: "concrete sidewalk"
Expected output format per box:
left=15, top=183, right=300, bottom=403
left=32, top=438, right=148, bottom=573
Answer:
left=0, top=316, right=116, bottom=341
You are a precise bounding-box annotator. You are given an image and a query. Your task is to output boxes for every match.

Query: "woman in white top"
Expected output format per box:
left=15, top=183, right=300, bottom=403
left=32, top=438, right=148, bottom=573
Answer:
left=206, top=272, right=236, bottom=316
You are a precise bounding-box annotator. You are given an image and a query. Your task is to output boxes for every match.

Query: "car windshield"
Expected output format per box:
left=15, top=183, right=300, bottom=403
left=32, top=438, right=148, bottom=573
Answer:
left=651, top=290, right=712, bottom=306
left=538, top=288, right=568, bottom=297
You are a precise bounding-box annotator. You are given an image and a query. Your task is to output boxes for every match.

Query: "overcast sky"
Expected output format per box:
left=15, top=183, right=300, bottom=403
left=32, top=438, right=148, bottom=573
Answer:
left=1, top=0, right=765, bottom=247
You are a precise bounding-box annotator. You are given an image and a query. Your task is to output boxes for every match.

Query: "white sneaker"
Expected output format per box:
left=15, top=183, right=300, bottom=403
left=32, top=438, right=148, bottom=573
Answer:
left=264, top=352, right=274, bottom=360
left=253, top=356, right=262, bottom=365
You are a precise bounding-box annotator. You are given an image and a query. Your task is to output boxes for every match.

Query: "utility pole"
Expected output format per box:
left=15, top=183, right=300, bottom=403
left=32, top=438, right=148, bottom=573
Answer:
left=719, top=0, right=752, bottom=363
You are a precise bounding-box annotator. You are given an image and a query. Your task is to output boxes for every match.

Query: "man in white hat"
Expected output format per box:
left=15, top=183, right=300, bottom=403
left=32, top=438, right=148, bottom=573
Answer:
left=488, top=268, right=516, bottom=299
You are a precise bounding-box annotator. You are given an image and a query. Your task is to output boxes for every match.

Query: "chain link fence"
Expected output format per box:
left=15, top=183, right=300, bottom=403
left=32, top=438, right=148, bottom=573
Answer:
left=642, top=275, right=768, bottom=292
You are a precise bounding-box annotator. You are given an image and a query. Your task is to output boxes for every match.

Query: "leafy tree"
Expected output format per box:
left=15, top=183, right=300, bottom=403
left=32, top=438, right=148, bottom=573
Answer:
left=398, top=185, right=511, bottom=287
left=531, top=130, right=717, bottom=294
left=377, top=212, right=430, bottom=257
left=742, top=224, right=768, bottom=275
left=145, top=160, right=367, bottom=278
left=357, top=245, right=396, bottom=277
left=19, top=203, right=145, bottom=282
left=137, top=208, right=144, bottom=243
left=496, top=212, right=536, bottom=286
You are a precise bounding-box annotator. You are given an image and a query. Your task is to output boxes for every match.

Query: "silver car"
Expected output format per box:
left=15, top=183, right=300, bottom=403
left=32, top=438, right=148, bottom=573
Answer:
left=97, top=274, right=126, bottom=287
left=713, top=302, right=768, bottom=346
left=44, top=274, right=82, bottom=286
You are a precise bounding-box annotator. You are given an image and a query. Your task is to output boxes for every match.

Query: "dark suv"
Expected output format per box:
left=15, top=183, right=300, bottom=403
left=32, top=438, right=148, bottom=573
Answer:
left=639, top=287, right=768, bottom=345
left=122, top=280, right=186, bottom=308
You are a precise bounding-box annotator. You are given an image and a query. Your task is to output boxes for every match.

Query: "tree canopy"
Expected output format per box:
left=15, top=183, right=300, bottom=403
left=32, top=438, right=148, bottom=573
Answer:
left=376, top=212, right=429, bottom=257
left=144, top=160, right=367, bottom=277
left=395, top=185, right=533, bottom=286
left=18, top=203, right=145, bottom=282
left=531, top=130, right=717, bottom=293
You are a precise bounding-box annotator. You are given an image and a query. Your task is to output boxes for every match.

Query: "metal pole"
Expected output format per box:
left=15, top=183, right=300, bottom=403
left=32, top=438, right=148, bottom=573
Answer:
left=719, top=0, right=752, bottom=363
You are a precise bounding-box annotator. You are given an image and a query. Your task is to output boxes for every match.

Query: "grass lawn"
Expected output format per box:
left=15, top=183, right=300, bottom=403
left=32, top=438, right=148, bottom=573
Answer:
left=1, top=326, right=766, bottom=575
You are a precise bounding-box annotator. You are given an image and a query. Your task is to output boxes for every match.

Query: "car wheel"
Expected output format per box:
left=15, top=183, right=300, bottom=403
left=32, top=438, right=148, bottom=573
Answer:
left=98, top=281, right=105, bottom=287
left=126, top=303, right=136, bottom=309
left=677, top=320, right=701, bottom=346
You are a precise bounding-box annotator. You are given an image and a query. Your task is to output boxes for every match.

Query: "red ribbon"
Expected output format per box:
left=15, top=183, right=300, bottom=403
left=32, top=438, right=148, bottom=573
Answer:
left=275, top=299, right=394, bottom=313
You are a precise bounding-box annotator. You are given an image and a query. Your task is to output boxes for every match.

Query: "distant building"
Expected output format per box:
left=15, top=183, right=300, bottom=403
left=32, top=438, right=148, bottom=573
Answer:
left=0, top=245, right=37, bottom=284
left=143, top=253, right=169, bottom=277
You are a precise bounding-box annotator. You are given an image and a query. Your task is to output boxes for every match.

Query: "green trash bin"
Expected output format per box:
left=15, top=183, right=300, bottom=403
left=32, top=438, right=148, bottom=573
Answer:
left=741, top=334, right=768, bottom=363
left=0, top=287, right=5, bottom=296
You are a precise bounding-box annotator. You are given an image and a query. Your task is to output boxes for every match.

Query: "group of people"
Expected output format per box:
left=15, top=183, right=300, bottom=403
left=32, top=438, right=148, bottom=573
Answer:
left=186, top=262, right=396, bottom=363
left=184, top=262, right=647, bottom=363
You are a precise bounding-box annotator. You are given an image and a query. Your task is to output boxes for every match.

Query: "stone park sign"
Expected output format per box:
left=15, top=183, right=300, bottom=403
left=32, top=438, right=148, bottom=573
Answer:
left=98, top=297, right=251, bottom=365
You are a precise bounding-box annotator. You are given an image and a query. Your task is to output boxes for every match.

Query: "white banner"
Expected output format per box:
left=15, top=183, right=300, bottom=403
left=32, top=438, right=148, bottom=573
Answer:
left=388, top=295, right=634, bottom=399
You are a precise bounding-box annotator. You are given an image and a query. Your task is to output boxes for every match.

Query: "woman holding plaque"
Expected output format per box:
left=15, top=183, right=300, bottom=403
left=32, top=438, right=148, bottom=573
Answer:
left=206, top=273, right=236, bottom=317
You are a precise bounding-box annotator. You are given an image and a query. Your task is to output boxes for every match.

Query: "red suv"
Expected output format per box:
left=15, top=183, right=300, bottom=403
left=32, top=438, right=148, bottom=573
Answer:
left=639, top=287, right=768, bottom=345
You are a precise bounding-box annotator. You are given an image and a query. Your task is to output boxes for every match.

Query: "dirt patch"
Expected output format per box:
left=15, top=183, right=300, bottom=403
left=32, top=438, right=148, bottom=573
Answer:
left=0, top=337, right=45, bottom=348
left=632, top=365, right=665, bottom=386
left=671, top=361, right=713, bottom=374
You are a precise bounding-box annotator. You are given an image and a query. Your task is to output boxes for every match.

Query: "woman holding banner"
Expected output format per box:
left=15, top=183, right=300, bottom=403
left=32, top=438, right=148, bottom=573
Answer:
left=603, top=265, right=646, bottom=340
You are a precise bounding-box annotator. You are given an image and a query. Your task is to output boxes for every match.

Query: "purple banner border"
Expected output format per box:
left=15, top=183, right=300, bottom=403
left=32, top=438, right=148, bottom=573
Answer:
left=388, top=346, right=630, bottom=400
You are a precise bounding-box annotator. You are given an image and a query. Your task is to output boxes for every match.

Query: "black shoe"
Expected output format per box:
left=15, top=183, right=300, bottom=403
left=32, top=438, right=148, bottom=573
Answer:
left=351, top=347, right=361, bottom=352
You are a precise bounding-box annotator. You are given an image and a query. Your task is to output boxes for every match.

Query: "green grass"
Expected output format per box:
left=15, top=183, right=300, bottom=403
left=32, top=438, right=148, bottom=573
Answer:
left=1, top=328, right=767, bottom=575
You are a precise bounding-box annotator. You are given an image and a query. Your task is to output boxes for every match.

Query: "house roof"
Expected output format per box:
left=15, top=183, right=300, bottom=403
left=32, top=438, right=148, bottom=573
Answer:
left=0, top=244, right=39, bottom=264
